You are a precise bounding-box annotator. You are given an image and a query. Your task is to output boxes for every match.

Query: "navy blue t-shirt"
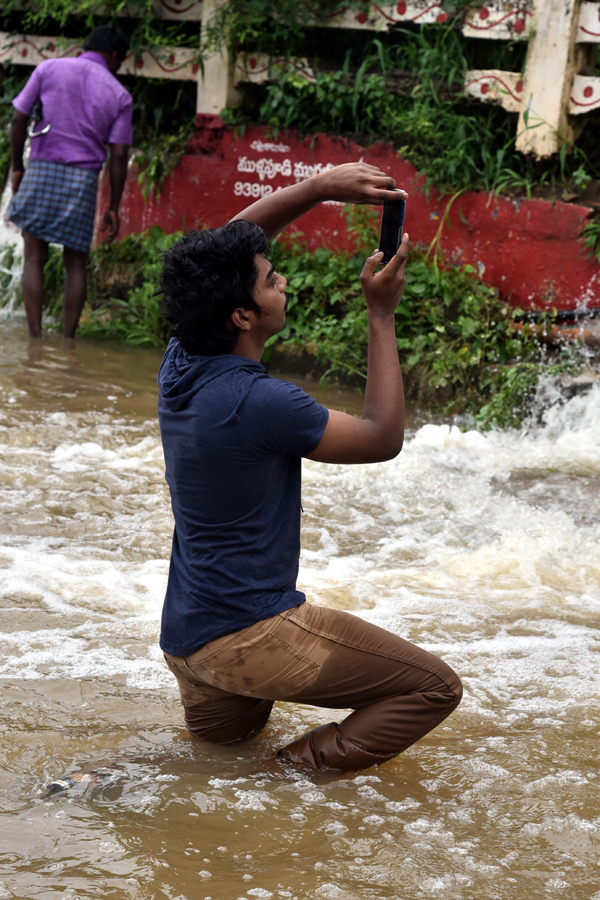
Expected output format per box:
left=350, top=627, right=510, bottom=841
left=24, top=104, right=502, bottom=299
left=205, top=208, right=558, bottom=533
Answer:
left=157, top=339, right=329, bottom=656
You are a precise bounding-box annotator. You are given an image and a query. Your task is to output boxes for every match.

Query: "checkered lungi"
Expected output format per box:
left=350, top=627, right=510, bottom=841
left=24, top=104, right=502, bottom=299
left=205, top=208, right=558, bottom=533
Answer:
left=8, top=158, right=99, bottom=253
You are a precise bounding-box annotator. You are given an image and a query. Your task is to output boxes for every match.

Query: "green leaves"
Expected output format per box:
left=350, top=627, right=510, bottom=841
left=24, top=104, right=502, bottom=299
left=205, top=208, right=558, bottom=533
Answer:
left=250, top=25, right=598, bottom=196
left=582, top=217, right=600, bottom=264
left=271, top=229, right=582, bottom=429
left=456, top=315, right=479, bottom=338
left=78, top=227, right=181, bottom=346
left=134, top=125, right=194, bottom=199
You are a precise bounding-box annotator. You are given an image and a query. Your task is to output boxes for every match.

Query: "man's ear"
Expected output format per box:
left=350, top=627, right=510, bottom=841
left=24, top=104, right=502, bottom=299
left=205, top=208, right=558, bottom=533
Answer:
left=230, top=308, right=252, bottom=331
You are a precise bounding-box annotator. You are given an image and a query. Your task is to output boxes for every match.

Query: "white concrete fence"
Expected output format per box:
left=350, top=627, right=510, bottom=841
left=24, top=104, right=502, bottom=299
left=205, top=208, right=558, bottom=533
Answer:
left=1, top=0, right=599, bottom=158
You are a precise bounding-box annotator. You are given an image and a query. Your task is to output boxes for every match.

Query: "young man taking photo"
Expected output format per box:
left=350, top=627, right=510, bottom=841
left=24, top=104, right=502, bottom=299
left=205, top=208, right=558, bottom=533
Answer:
left=157, top=162, right=462, bottom=771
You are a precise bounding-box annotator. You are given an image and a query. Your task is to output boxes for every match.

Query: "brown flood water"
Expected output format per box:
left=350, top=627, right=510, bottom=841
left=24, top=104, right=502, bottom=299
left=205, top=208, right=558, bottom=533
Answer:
left=0, top=318, right=599, bottom=900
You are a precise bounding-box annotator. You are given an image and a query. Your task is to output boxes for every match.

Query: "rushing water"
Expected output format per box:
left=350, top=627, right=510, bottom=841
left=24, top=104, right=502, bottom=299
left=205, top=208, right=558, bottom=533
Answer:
left=0, top=316, right=599, bottom=900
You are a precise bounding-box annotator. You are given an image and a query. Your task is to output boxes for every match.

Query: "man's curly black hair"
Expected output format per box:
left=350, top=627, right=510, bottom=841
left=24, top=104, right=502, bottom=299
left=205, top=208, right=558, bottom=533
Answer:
left=158, top=220, right=269, bottom=356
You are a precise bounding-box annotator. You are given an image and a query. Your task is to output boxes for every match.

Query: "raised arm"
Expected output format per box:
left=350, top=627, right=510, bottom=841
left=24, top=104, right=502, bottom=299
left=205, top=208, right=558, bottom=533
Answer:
left=308, top=234, right=408, bottom=465
left=232, top=162, right=405, bottom=240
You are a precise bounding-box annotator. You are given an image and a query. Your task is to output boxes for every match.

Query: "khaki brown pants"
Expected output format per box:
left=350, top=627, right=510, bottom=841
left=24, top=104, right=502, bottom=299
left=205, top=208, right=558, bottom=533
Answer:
left=163, top=602, right=462, bottom=771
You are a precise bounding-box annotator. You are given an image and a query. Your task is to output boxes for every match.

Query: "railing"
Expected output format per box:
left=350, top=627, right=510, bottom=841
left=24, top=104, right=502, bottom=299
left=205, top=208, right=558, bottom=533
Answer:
left=1, top=0, right=599, bottom=158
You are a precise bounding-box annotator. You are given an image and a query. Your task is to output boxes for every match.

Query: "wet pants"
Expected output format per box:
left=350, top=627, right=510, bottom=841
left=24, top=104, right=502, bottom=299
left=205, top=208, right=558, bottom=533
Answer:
left=163, top=602, right=462, bottom=771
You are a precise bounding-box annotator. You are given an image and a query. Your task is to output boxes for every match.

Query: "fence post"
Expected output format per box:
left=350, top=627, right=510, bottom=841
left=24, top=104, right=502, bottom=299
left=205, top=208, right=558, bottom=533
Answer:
left=515, top=0, right=583, bottom=156
left=195, top=0, right=239, bottom=115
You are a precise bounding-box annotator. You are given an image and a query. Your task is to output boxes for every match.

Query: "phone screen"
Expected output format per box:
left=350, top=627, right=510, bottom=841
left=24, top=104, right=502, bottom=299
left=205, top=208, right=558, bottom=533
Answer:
left=379, top=197, right=406, bottom=265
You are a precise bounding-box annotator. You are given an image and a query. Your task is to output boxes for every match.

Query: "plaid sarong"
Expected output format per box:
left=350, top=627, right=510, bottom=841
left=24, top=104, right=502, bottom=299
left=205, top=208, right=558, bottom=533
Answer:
left=8, top=158, right=99, bottom=253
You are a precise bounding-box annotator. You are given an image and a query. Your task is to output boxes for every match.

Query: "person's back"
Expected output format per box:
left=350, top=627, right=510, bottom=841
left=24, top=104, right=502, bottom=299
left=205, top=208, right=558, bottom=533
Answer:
left=158, top=342, right=328, bottom=655
left=20, top=53, right=132, bottom=170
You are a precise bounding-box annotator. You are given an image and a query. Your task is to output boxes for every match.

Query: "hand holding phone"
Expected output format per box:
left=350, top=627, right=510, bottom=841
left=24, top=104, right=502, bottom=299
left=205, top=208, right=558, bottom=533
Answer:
left=379, top=191, right=406, bottom=265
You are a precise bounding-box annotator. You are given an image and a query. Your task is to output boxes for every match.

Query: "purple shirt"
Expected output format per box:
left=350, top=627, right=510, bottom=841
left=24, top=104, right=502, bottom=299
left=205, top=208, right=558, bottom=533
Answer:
left=13, top=51, right=133, bottom=171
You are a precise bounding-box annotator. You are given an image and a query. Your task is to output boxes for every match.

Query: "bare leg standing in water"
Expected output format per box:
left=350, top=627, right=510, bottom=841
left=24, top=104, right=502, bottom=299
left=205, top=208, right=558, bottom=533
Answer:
left=21, top=231, right=47, bottom=339
left=62, top=247, right=89, bottom=339
left=21, top=233, right=88, bottom=339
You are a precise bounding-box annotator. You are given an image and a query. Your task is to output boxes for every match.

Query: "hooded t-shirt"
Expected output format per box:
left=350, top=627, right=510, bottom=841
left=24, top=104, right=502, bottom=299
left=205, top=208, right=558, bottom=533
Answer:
left=157, top=339, right=329, bottom=657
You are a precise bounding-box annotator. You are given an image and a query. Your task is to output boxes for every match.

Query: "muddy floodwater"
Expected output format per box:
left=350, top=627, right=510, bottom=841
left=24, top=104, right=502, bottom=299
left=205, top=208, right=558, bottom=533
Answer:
left=0, top=318, right=599, bottom=900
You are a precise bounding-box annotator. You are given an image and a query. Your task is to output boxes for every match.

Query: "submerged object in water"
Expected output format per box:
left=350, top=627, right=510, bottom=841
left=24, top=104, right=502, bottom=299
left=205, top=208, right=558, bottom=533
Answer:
left=44, top=770, right=102, bottom=796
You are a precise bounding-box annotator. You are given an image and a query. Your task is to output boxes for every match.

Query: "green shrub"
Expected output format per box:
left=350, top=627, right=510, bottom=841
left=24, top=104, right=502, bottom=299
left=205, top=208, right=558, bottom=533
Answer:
left=582, top=215, right=600, bottom=264
left=77, top=225, right=180, bottom=346
left=267, top=209, right=582, bottom=429
left=230, top=26, right=599, bottom=197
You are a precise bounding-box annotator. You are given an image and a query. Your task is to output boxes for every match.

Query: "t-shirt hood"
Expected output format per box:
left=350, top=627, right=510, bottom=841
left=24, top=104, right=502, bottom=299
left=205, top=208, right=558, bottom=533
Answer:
left=158, top=338, right=264, bottom=411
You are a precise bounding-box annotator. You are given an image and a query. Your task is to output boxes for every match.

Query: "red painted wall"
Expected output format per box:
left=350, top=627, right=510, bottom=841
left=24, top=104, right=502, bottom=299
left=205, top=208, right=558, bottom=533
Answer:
left=93, top=118, right=600, bottom=313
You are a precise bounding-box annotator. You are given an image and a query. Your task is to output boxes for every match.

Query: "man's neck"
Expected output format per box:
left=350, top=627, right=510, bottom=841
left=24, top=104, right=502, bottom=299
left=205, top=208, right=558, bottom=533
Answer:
left=231, top=336, right=265, bottom=363
left=82, top=50, right=119, bottom=74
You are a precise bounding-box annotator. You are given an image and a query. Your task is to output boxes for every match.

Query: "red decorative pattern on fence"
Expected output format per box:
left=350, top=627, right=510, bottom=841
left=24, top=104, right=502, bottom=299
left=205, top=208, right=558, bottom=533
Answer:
left=464, top=73, right=523, bottom=102
left=465, top=9, right=531, bottom=31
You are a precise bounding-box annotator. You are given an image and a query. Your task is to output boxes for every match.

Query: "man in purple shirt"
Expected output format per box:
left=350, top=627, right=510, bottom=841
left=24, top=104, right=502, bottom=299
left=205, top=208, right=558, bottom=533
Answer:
left=8, top=25, right=133, bottom=338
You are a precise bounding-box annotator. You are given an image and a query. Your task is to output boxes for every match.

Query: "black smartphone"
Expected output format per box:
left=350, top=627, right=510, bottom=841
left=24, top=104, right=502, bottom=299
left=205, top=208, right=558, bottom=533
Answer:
left=379, top=193, right=406, bottom=265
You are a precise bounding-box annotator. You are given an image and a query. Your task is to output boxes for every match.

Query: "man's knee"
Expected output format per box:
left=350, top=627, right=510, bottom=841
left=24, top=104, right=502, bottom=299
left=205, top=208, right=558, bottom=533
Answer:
left=440, top=667, right=463, bottom=713
left=164, top=652, right=274, bottom=744
left=184, top=697, right=273, bottom=745
left=418, top=659, right=462, bottom=721
left=63, top=247, right=88, bottom=271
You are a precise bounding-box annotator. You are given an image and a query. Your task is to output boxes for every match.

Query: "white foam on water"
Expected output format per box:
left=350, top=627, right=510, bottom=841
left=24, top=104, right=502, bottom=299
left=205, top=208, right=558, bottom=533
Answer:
left=412, top=377, right=600, bottom=478
left=0, top=361, right=599, bottom=746
left=0, top=542, right=167, bottom=614
left=0, top=406, right=171, bottom=687
left=297, top=381, right=600, bottom=727
left=50, top=434, right=164, bottom=472
left=0, top=536, right=169, bottom=687
left=0, top=625, right=171, bottom=689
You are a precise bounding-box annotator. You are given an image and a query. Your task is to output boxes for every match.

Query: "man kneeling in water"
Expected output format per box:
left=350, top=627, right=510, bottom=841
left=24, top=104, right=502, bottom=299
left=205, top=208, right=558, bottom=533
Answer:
left=157, top=163, right=462, bottom=771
